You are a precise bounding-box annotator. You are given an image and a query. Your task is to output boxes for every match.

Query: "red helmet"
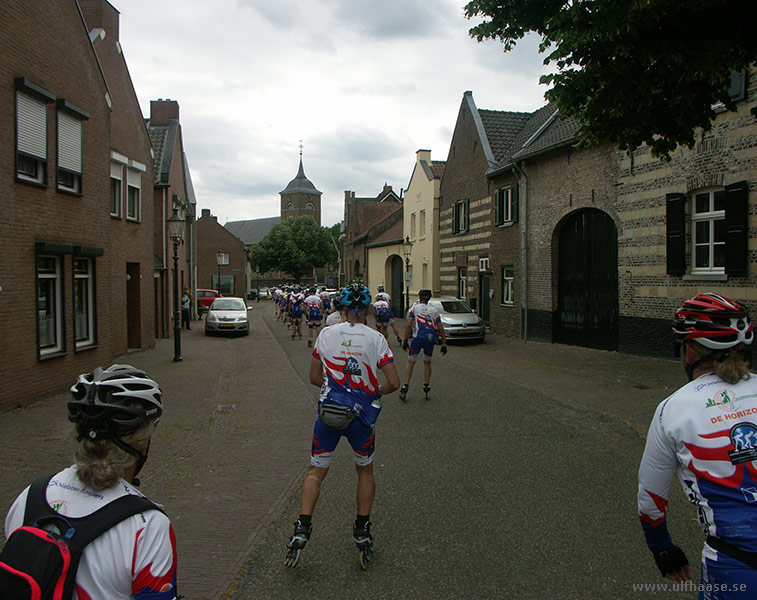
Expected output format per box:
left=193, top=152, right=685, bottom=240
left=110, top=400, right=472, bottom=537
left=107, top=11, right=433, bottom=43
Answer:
left=673, top=293, right=754, bottom=350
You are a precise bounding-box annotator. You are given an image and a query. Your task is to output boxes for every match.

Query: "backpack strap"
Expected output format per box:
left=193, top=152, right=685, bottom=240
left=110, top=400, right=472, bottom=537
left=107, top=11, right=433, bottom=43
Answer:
left=22, top=473, right=57, bottom=525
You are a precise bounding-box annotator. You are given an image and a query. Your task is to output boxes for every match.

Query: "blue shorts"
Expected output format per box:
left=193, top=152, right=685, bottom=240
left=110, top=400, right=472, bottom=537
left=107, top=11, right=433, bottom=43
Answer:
left=310, top=416, right=375, bottom=468
left=699, top=552, right=757, bottom=599
left=408, top=337, right=435, bottom=362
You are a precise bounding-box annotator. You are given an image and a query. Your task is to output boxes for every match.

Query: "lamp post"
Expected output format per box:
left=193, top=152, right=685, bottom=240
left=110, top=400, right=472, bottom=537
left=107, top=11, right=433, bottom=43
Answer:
left=402, top=235, right=413, bottom=315
left=216, top=249, right=224, bottom=294
left=167, top=207, right=185, bottom=362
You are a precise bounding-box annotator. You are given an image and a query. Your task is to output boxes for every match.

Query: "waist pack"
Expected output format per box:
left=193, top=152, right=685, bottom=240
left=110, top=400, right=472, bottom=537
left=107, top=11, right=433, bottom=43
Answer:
left=707, top=536, right=757, bottom=569
left=319, top=404, right=356, bottom=429
left=0, top=473, right=164, bottom=600
left=308, top=305, right=322, bottom=320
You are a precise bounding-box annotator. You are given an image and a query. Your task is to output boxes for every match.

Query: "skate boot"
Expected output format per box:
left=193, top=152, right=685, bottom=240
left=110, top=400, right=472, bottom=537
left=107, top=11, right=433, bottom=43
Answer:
left=307, top=338, right=313, bottom=347
left=284, top=519, right=312, bottom=567
left=292, top=333, right=296, bottom=339
left=353, top=521, right=375, bottom=570
left=398, top=384, right=409, bottom=403
left=423, top=383, right=430, bottom=401
left=396, top=336, right=402, bottom=346
left=299, top=333, right=302, bottom=339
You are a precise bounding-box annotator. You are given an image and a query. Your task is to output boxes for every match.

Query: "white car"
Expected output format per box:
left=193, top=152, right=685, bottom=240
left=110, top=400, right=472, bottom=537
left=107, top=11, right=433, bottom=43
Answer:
left=411, top=297, right=486, bottom=343
left=205, top=297, right=250, bottom=336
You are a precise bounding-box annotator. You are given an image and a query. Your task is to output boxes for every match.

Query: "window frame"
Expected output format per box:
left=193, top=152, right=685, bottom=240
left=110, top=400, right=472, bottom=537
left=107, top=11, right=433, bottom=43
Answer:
left=110, top=162, right=123, bottom=218
left=126, top=167, right=141, bottom=221
left=420, top=209, right=426, bottom=239
left=457, top=267, right=467, bottom=299
left=73, top=256, right=96, bottom=349
left=15, top=85, right=54, bottom=186
left=691, top=188, right=726, bottom=275
left=411, top=212, right=417, bottom=241
left=36, top=255, right=64, bottom=357
left=501, top=266, right=514, bottom=306
left=56, top=106, right=85, bottom=194
left=452, top=200, right=469, bottom=234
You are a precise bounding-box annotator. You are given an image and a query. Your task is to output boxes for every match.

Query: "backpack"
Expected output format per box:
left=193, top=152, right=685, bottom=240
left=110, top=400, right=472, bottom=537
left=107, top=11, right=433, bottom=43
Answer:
left=308, top=303, right=322, bottom=320
left=291, top=301, right=303, bottom=318
left=375, top=304, right=390, bottom=322
left=0, top=473, right=164, bottom=600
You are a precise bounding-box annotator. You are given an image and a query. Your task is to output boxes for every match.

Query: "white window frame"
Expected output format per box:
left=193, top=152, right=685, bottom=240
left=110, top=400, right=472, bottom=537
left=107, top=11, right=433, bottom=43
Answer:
left=218, top=252, right=230, bottom=266
left=126, top=167, right=141, bottom=221
left=501, top=266, right=514, bottom=306
left=16, top=91, right=48, bottom=185
left=495, top=186, right=514, bottom=225
left=110, top=162, right=123, bottom=218
left=691, top=188, right=726, bottom=274
left=74, top=257, right=95, bottom=349
left=57, top=111, right=83, bottom=193
left=37, top=255, right=63, bottom=356
left=420, top=209, right=426, bottom=239
left=454, top=200, right=469, bottom=234
left=411, top=212, right=417, bottom=240
left=458, top=267, right=467, bottom=299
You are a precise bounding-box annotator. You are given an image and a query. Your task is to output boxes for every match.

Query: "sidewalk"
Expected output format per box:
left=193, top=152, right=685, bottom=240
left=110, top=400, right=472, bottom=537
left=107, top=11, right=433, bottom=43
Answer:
left=0, top=304, right=684, bottom=599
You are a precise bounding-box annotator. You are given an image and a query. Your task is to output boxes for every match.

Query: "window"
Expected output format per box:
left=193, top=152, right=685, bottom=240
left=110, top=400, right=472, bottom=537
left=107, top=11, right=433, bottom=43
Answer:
left=420, top=210, right=426, bottom=238
left=57, top=110, right=83, bottom=193
left=452, top=200, right=469, bottom=234
left=458, top=267, right=467, bottom=299
left=110, top=163, right=123, bottom=217
left=411, top=213, right=416, bottom=240
left=37, top=256, right=63, bottom=355
left=217, top=252, right=230, bottom=266
left=16, top=90, right=50, bottom=185
left=212, top=274, right=234, bottom=295
left=501, top=266, right=514, bottom=305
left=74, top=258, right=95, bottom=348
left=126, top=168, right=141, bottom=220
left=494, top=185, right=519, bottom=225
left=305, top=202, right=315, bottom=211
left=692, top=189, right=726, bottom=273
left=285, top=202, right=294, bottom=211
left=422, top=263, right=428, bottom=288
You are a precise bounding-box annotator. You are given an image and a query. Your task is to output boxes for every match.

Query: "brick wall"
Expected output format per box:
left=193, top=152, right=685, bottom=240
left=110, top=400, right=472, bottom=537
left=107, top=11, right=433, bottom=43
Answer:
left=197, top=209, right=247, bottom=296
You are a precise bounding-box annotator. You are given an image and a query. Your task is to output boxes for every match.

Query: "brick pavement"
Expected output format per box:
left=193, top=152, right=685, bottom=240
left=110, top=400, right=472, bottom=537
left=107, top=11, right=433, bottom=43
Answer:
left=0, top=302, right=684, bottom=599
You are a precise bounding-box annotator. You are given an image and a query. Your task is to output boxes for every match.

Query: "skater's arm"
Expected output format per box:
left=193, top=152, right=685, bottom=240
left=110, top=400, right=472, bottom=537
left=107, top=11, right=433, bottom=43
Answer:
left=378, top=362, right=400, bottom=395
left=309, top=357, right=324, bottom=387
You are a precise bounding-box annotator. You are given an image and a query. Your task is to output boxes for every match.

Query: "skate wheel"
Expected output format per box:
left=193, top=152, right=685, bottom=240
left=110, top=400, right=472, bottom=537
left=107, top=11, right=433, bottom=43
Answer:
left=360, top=547, right=372, bottom=570
left=284, top=548, right=301, bottom=567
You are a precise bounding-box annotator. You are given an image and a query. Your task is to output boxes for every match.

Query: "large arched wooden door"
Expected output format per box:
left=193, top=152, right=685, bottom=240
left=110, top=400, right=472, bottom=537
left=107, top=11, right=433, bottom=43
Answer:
left=556, top=209, right=618, bottom=350
left=390, top=255, right=403, bottom=316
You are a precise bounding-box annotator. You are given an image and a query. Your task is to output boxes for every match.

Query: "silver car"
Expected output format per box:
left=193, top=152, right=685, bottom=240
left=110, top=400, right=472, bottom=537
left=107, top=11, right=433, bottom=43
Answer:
left=412, top=297, right=486, bottom=343
left=205, top=297, right=250, bottom=336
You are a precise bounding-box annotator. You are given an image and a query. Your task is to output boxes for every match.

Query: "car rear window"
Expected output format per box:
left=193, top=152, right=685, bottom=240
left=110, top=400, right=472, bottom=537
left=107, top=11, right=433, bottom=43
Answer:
left=211, top=299, right=245, bottom=311
left=438, top=301, right=473, bottom=314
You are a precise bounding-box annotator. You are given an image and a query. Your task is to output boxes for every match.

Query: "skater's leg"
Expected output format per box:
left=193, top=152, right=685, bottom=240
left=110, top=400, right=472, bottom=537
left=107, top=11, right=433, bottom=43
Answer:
left=423, top=360, right=432, bottom=386
left=403, top=358, right=416, bottom=385
left=355, top=462, right=375, bottom=516
left=300, top=465, right=329, bottom=515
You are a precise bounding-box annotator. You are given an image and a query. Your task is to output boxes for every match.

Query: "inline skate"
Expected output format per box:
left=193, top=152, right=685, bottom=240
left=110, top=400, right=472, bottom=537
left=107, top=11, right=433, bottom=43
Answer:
left=423, top=383, right=430, bottom=401
left=284, top=519, right=312, bottom=567
left=398, top=384, right=409, bottom=403
left=353, top=521, right=375, bottom=570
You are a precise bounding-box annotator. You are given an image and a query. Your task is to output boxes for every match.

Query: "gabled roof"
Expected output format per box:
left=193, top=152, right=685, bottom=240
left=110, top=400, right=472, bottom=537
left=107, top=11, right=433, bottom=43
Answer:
left=182, top=152, right=196, bottom=207
left=280, top=157, right=322, bottom=195
left=224, top=216, right=281, bottom=245
left=354, top=200, right=402, bottom=235
left=147, top=119, right=179, bottom=186
left=431, top=161, right=446, bottom=178
left=365, top=211, right=404, bottom=248
left=478, top=109, right=531, bottom=166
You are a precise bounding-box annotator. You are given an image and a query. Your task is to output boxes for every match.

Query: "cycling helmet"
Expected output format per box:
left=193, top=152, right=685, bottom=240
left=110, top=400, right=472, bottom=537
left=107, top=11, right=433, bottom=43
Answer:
left=419, top=289, right=432, bottom=301
left=377, top=285, right=384, bottom=292
left=332, top=298, right=341, bottom=310
left=339, top=284, right=372, bottom=311
left=673, top=293, right=754, bottom=350
left=68, top=364, right=163, bottom=441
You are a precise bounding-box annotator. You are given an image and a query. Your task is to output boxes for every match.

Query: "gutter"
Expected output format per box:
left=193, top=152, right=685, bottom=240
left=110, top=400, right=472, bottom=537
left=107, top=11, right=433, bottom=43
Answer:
left=513, top=161, right=528, bottom=341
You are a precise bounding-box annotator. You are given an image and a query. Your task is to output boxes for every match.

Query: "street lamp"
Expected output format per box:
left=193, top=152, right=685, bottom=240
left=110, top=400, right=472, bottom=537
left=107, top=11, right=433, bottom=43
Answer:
left=216, top=249, right=224, bottom=294
left=403, top=235, right=413, bottom=315
left=167, top=207, right=185, bottom=362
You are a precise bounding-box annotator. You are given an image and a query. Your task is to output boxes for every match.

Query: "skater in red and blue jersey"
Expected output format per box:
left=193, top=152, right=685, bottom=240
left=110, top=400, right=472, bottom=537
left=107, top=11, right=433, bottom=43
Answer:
left=399, top=289, right=447, bottom=402
left=284, top=284, right=399, bottom=569
left=638, top=293, right=757, bottom=598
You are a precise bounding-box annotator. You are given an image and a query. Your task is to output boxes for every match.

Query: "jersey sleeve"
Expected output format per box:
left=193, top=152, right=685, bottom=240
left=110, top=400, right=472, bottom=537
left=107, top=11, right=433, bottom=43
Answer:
left=132, top=513, right=178, bottom=600
left=377, top=334, right=394, bottom=369
left=637, top=398, right=678, bottom=550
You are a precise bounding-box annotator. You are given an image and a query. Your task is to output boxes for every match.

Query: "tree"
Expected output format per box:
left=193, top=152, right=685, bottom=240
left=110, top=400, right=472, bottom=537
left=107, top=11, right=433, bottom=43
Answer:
left=464, top=0, right=757, bottom=158
left=250, top=216, right=338, bottom=281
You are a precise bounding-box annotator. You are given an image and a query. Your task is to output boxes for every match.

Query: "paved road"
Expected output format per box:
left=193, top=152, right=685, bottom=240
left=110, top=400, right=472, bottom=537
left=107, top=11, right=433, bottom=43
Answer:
left=0, top=303, right=704, bottom=599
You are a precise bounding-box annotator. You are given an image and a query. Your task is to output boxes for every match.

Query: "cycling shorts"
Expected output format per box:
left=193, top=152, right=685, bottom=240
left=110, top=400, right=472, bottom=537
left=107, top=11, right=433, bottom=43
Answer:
left=307, top=317, right=322, bottom=328
left=700, top=551, right=757, bottom=599
left=310, top=416, right=375, bottom=468
left=408, top=337, right=435, bottom=362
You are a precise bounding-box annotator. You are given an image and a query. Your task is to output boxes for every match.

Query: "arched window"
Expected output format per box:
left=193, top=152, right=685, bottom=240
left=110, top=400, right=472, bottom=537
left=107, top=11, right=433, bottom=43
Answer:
left=285, top=202, right=294, bottom=211
left=305, top=202, right=315, bottom=212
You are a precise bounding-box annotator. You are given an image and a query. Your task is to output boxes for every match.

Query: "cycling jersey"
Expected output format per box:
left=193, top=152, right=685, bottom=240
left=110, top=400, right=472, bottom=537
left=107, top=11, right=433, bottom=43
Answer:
left=5, top=466, right=177, bottom=600
left=304, top=294, right=323, bottom=322
left=313, top=321, right=393, bottom=426
left=373, top=300, right=392, bottom=324
left=375, top=292, right=391, bottom=304
left=407, top=302, right=441, bottom=344
left=325, top=311, right=342, bottom=326
left=638, top=372, right=757, bottom=561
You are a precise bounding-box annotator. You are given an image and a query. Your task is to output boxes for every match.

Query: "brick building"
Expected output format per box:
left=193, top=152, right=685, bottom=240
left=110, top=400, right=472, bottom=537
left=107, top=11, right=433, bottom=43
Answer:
left=196, top=209, right=248, bottom=297
left=280, top=152, right=322, bottom=226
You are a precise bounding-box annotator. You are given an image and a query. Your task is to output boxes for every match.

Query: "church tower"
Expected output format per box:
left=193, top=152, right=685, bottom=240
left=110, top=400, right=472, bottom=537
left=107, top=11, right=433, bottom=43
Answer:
left=280, top=145, right=322, bottom=226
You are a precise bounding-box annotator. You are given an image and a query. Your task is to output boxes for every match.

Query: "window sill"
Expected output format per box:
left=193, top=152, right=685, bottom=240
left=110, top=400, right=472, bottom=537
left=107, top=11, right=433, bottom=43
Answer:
left=75, top=343, right=98, bottom=353
left=56, top=187, right=82, bottom=197
left=38, top=349, right=67, bottom=361
left=496, top=221, right=516, bottom=229
left=500, top=302, right=514, bottom=307
left=16, top=175, right=47, bottom=188
left=110, top=213, right=123, bottom=219
left=683, top=272, right=727, bottom=282
left=126, top=217, right=141, bottom=224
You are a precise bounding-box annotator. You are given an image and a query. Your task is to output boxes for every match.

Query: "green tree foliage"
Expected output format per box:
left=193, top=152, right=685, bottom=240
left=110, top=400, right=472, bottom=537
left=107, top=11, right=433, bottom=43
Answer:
left=464, top=0, right=756, bottom=158
left=250, top=216, right=338, bottom=281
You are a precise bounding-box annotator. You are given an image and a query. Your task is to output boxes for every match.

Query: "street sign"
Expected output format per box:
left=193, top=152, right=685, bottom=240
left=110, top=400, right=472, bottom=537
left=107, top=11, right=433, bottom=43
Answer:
left=404, top=271, right=412, bottom=285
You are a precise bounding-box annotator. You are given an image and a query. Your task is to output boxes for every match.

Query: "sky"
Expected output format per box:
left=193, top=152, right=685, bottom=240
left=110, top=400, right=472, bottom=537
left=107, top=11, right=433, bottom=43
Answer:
left=117, top=0, right=550, bottom=227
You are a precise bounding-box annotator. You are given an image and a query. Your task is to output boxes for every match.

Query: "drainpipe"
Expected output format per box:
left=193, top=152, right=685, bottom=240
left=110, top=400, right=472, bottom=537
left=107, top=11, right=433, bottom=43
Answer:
left=513, top=161, right=528, bottom=341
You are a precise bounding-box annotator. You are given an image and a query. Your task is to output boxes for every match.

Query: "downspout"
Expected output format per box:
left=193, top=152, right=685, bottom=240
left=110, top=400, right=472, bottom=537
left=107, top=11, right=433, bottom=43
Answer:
left=513, top=161, right=528, bottom=341
left=162, top=187, right=168, bottom=338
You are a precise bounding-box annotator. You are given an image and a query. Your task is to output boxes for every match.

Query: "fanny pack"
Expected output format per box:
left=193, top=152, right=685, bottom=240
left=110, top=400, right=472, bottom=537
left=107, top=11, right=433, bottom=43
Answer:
left=707, top=536, right=757, bottom=569
left=319, top=404, right=356, bottom=430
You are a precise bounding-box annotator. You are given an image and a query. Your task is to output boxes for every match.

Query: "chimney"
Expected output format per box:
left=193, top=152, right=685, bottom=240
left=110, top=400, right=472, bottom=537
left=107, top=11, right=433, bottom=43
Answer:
left=150, top=99, right=180, bottom=126
left=201, top=208, right=211, bottom=219
left=416, top=149, right=431, bottom=164
left=79, top=0, right=121, bottom=41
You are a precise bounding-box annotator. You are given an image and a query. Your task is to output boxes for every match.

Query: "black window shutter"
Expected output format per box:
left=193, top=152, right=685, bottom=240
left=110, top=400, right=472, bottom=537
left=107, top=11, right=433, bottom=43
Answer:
left=452, top=202, right=458, bottom=233
left=465, top=199, right=470, bottom=232
left=666, top=192, right=686, bottom=275
left=725, top=180, right=749, bottom=276
left=512, top=185, right=519, bottom=223
left=494, top=190, right=500, bottom=225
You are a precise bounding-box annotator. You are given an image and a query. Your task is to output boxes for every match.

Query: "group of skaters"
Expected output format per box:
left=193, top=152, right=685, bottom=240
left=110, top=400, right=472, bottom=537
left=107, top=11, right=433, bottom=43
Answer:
left=8, top=289, right=757, bottom=597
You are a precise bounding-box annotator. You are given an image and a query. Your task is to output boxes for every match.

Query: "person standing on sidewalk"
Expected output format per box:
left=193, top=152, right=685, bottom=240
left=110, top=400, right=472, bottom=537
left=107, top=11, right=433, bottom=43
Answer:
left=637, top=293, right=757, bottom=594
left=4, top=364, right=177, bottom=599
left=181, top=289, right=191, bottom=330
left=399, top=289, right=447, bottom=402
left=284, top=284, right=399, bottom=568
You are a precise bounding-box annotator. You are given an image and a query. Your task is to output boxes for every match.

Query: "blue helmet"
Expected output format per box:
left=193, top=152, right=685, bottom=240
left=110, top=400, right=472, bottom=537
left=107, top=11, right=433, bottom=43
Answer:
left=339, top=284, right=372, bottom=312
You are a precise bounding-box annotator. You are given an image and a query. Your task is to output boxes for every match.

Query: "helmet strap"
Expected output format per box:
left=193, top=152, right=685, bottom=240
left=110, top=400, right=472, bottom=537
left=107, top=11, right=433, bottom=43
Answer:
left=684, top=348, right=722, bottom=382
left=112, top=436, right=150, bottom=487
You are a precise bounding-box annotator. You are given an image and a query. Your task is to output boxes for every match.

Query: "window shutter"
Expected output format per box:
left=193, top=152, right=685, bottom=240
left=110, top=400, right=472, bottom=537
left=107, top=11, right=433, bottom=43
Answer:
left=465, top=200, right=470, bottom=232
left=666, top=192, right=686, bottom=275
left=58, top=112, right=82, bottom=173
left=512, top=185, right=520, bottom=223
left=17, top=92, right=47, bottom=159
left=494, top=190, right=500, bottom=225
left=725, top=180, right=749, bottom=276
left=728, top=70, right=747, bottom=102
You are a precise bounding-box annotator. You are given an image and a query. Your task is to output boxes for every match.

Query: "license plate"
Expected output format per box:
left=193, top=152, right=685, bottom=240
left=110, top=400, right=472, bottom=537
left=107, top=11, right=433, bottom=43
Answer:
left=458, top=328, right=476, bottom=334
left=219, top=323, right=235, bottom=329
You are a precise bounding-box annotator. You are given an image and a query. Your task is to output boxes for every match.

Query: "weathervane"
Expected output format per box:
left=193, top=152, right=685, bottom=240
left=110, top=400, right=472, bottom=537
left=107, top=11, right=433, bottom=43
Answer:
left=299, top=140, right=303, bottom=157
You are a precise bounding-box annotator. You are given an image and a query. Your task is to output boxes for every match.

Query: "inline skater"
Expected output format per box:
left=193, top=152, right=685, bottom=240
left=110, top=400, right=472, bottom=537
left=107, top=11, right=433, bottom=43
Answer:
left=637, top=293, right=757, bottom=595
left=375, top=285, right=402, bottom=345
left=399, top=289, right=447, bottom=402
left=289, top=287, right=304, bottom=339
left=4, top=364, right=177, bottom=599
left=284, top=284, right=399, bottom=569
left=304, top=287, right=324, bottom=347
left=325, top=297, right=343, bottom=326
left=372, top=295, right=393, bottom=343
left=320, top=287, right=332, bottom=314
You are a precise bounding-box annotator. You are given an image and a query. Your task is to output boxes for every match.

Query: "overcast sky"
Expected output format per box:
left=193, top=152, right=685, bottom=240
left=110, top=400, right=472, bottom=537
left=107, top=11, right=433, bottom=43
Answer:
left=117, top=0, right=549, bottom=227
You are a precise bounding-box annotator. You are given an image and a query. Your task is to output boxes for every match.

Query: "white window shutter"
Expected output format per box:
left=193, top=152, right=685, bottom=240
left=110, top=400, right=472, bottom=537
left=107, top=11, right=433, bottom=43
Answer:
left=58, top=112, right=82, bottom=173
left=17, top=92, right=47, bottom=159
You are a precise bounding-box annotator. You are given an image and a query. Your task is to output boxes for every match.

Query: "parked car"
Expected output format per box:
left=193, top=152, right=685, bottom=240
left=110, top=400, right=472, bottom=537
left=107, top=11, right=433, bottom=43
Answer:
left=204, top=297, right=249, bottom=336
left=197, top=289, right=222, bottom=313
left=411, top=297, right=486, bottom=343
left=258, top=287, right=271, bottom=300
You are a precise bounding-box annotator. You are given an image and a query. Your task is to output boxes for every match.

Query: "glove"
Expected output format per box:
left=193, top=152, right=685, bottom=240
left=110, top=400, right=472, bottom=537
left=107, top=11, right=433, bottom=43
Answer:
left=651, top=545, right=689, bottom=577
left=402, top=339, right=409, bottom=351
left=440, top=345, right=447, bottom=355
